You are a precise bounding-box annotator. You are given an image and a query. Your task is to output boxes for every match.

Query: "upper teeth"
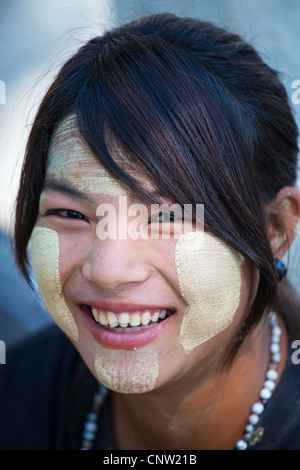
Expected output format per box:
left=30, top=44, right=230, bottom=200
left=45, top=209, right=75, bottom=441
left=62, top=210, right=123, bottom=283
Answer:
left=91, top=308, right=167, bottom=328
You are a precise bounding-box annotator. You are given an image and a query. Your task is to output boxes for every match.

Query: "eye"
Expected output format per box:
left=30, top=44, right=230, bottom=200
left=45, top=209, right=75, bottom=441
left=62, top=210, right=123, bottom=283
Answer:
left=150, top=211, right=178, bottom=223
left=46, top=209, right=88, bottom=221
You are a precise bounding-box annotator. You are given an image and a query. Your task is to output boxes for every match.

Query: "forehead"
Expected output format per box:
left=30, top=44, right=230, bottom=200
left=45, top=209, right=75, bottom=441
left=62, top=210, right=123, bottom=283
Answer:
left=46, top=115, right=157, bottom=198
left=46, top=115, right=132, bottom=196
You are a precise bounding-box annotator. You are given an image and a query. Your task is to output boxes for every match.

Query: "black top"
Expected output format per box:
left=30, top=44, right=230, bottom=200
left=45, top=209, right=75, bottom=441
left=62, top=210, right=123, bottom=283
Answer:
left=0, top=323, right=300, bottom=450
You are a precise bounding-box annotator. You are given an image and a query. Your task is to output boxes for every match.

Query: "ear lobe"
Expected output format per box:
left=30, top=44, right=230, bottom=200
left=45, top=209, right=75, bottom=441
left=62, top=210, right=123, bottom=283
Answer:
left=265, top=186, right=300, bottom=259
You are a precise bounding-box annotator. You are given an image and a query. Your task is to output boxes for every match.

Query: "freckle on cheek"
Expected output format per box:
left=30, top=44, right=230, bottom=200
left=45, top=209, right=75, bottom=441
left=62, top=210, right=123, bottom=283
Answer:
left=30, top=227, right=79, bottom=341
left=175, top=231, right=243, bottom=353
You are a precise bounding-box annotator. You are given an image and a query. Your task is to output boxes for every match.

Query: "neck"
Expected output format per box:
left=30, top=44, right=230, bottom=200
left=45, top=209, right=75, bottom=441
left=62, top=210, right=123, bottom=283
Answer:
left=111, top=315, right=288, bottom=450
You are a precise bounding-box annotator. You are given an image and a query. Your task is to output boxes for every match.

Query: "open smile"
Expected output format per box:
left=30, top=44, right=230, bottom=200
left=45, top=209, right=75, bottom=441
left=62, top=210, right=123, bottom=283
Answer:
left=80, top=304, right=176, bottom=349
left=90, top=307, right=174, bottom=331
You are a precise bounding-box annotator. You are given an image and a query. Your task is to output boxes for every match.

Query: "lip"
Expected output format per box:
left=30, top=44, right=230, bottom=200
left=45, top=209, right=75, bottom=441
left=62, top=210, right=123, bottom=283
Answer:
left=80, top=304, right=175, bottom=350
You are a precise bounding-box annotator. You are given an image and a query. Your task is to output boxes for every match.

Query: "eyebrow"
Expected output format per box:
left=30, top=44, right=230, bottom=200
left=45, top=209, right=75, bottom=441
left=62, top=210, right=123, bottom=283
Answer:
left=42, top=177, right=94, bottom=205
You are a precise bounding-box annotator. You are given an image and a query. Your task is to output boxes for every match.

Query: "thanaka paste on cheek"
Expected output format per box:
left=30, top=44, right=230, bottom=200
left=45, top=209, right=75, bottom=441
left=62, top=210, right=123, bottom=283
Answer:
left=175, top=231, right=243, bottom=353
left=30, top=227, right=79, bottom=341
left=94, top=347, right=159, bottom=394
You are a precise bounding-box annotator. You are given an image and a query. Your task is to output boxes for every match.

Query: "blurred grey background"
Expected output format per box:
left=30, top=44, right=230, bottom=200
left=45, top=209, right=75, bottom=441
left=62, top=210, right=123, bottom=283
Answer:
left=0, top=0, right=300, bottom=346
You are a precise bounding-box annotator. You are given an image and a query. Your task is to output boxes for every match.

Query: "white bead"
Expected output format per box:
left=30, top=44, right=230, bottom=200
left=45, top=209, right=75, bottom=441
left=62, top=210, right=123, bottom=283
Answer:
left=271, top=335, right=280, bottom=344
left=270, top=343, right=280, bottom=354
left=273, top=326, right=281, bottom=337
left=266, top=369, right=278, bottom=381
left=272, top=353, right=281, bottom=363
left=260, top=387, right=272, bottom=400
left=249, top=414, right=260, bottom=425
left=245, top=424, right=254, bottom=433
left=236, top=439, right=248, bottom=450
left=264, top=380, right=275, bottom=391
left=87, top=412, right=98, bottom=422
left=84, top=421, right=98, bottom=432
left=269, top=312, right=276, bottom=325
left=252, top=402, right=264, bottom=415
left=83, top=431, right=95, bottom=441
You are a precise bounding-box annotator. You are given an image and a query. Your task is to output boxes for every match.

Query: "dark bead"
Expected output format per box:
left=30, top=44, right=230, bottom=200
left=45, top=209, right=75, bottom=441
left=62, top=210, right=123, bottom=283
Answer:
left=274, top=258, right=287, bottom=281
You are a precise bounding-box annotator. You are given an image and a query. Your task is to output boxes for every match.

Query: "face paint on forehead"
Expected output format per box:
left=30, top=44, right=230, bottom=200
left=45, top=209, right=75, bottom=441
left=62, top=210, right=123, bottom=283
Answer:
left=46, top=114, right=133, bottom=196
left=175, top=231, right=243, bottom=353
left=30, top=227, right=79, bottom=342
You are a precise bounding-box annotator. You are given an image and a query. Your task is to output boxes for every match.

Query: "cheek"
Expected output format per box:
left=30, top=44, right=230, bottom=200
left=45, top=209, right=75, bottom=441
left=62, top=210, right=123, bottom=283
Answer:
left=30, top=227, right=79, bottom=341
left=175, top=232, right=243, bottom=353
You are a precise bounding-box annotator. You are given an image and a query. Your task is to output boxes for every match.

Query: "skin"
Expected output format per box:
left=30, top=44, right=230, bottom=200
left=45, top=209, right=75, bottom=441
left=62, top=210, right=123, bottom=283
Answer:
left=31, top=118, right=300, bottom=449
left=30, top=226, right=79, bottom=342
left=176, top=231, right=244, bottom=352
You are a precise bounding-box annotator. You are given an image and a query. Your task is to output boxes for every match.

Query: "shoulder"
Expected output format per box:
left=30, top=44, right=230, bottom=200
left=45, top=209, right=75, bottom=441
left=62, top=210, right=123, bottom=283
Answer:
left=1, top=325, right=79, bottom=383
left=0, top=326, right=85, bottom=449
left=251, top=319, right=300, bottom=450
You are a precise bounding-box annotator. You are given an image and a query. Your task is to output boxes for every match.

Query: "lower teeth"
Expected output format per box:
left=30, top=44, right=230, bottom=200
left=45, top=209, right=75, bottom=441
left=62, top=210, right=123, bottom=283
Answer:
left=107, top=323, right=158, bottom=333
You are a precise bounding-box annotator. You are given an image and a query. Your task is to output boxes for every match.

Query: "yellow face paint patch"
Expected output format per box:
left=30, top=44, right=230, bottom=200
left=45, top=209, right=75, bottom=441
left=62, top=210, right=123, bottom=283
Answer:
left=47, top=114, right=132, bottom=196
left=30, top=227, right=79, bottom=341
left=175, top=231, right=243, bottom=353
left=94, top=347, right=159, bottom=394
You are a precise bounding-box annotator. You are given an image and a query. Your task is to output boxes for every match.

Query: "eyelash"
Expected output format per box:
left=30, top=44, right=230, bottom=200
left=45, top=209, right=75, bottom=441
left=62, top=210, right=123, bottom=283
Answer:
left=150, top=212, right=178, bottom=223
left=46, top=209, right=88, bottom=221
left=45, top=209, right=179, bottom=224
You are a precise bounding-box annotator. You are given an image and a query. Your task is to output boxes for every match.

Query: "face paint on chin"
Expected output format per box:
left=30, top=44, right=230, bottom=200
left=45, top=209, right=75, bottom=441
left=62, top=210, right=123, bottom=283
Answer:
left=30, top=227, right=79, bottom=342
left=94, top=346, right=159, bottom=394
left=175, top=231, right=243, bottom=353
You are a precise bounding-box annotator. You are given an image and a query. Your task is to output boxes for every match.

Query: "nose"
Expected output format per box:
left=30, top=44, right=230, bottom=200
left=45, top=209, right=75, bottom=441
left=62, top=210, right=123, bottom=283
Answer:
left=81, top=237, right=150, bottom=291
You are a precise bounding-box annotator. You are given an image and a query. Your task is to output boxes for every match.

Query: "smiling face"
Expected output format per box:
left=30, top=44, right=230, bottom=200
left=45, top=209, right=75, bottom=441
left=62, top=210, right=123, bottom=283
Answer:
left=30, top=116, right=256, bottom=394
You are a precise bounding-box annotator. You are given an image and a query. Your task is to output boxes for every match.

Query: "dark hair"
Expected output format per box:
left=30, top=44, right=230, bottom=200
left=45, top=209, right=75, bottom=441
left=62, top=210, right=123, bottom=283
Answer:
left=14, top=13, right=299, bottom=360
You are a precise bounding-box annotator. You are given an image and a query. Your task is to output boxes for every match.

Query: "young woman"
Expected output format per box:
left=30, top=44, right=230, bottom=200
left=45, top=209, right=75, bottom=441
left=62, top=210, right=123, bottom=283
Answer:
left=1, top=12, right=300, bottom=450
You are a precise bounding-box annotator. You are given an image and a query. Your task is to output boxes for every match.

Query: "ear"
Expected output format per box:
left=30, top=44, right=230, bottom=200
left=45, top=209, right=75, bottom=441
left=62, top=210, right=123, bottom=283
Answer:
left=264, top=186, right=300, bottom=259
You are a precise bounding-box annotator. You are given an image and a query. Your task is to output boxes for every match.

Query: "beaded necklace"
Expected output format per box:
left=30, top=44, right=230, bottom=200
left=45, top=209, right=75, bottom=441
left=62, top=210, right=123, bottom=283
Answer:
left=80, top=312, right=281, bottom=450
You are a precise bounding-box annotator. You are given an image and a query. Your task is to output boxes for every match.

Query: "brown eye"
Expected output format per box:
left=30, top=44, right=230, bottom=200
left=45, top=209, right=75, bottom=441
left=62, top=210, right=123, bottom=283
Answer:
left=150, top=212, right=177, bottom=223
left=63, top=210, right=86, bottom=220
left=47, top=209, right=88, bottom=221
